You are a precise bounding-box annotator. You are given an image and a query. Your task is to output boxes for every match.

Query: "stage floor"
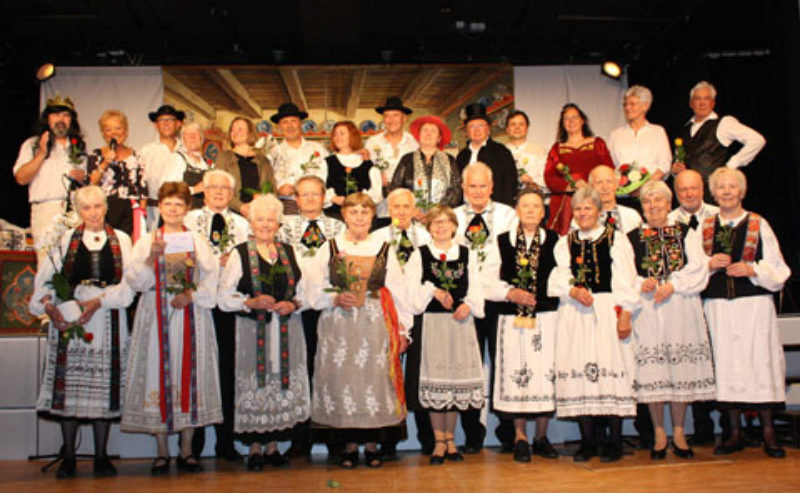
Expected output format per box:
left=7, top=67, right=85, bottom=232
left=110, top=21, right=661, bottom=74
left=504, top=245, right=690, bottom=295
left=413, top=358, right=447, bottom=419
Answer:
left=3, top=444, right=799, bottom=492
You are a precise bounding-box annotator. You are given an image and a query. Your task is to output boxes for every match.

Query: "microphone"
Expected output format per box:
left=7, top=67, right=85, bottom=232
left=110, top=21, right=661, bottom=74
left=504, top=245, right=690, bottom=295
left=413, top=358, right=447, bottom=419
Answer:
left=109, top=138, right=118, bottom=152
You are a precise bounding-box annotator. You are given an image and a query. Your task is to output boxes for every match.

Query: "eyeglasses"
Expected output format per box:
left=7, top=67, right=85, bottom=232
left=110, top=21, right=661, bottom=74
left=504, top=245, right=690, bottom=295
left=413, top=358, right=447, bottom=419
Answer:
left=157, top=117, right=178, bottom=123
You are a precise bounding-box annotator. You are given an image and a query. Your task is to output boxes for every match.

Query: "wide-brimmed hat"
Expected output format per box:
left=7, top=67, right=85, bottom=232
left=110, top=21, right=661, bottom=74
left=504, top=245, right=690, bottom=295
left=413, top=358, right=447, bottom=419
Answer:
left=270, top=102, right=309, bottom=123
left=148, top=104, right=185, bottom=122
left=409, top=115, right=452, bottom=149
left=375, top=96, right=412, bottom=115
left=463, top=102, right=491, bottom=125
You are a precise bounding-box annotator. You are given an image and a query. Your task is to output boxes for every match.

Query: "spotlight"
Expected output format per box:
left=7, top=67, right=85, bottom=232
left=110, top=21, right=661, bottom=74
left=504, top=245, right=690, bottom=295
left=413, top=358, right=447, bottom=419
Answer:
left=36, top=63, right=55, bottom=81
left=601, top=60, right=623, bottom=79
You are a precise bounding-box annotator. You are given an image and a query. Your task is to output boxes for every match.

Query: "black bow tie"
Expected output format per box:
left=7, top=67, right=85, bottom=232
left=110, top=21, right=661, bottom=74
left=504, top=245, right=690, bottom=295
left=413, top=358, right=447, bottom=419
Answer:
left=688, top=214, right=699, bottom=230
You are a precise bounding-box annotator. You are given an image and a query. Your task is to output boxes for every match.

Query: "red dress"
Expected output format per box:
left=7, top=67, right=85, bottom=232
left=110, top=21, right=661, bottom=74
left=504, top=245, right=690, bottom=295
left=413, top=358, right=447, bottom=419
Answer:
left=544, top=137, right=613, bottom=234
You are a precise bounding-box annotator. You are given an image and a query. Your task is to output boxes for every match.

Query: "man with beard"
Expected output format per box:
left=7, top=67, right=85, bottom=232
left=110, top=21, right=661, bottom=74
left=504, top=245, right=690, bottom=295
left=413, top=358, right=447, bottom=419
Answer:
left=140, top=104, right=185, bottom=229
left=13, top=95, right=87, bottom=264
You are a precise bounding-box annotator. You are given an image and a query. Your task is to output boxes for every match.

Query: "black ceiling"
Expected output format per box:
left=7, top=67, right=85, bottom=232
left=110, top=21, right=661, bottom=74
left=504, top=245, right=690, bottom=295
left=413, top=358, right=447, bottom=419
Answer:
left=0, top=0, right=779, bottom=68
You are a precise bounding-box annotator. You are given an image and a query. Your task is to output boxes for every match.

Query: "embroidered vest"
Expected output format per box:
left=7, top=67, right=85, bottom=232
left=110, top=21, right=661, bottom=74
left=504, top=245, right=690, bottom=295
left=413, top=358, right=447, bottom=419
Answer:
left=568, top=228, right=613, bottom=293
left=419, top=245, right=469, bottom=312
left=496, top=230, right=559, bottom=314
left=235, top=242, right=302, bottom=319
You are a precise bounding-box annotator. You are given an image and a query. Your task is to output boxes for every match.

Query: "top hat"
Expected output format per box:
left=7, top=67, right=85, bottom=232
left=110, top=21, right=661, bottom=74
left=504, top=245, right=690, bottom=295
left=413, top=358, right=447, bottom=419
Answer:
left=148, top=104, right=186, bottom=122
left=463, top=103, right=491, bottom=125
left=270, top=102, right=309, bottom=123
left=375, top=96, right=412, bottom=115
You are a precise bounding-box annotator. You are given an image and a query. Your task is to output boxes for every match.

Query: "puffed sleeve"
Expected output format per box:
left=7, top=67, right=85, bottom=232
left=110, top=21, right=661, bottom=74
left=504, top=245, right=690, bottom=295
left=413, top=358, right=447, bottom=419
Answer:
left=366, top=163, right=384, bottom=203
left=610, top=231, right=640, bottom=311
left=191, top=232, right=219, bottom=308
left=749, top=218, right=790, bottom=292
left=543, top=143, right=566, bottom=192
left=593, top=137, right=614, bottom=167
left=385, top=244, right=413, bottom=333
left=666, top=229, right=710, bottom=295
left=29, top=231, right=71, bottom=315
left=217, top=248, right=248, bottom=312
left=98, top=230, right=135, bottom=309
left=548, top=234, right=574, bottom=300
left=403, top=249, right=437, bottom=315
left=124, top=233, right=156, bottom=292
left=464, top=247, right=485, bottom=318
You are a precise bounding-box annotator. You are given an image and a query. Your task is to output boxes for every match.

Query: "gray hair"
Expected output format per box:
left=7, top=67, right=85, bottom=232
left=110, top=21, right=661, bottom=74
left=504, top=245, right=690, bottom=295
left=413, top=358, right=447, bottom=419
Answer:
left=709, top=167, right=747, bottom=198
left=386, top=187, right=414, bottom=205
left=639, top=180, right=672, bottom=203
left=690, top=81, right=717, bottom=102
left=462, top=161, right=493, bottom=183
left=295, top=175, right=325, bottom=194
left=180, top=121, right=204, bottom=139
left=73, top=185, right=107, bottom=211
left=247, top=193, right=284, bottom=224
left=588, top=165, right=615, bottom=185
left=203, top=169, right=236, bottom=189
left=625, top=85, right=653, bottom=105
left=572, top=187, right=602, bottom=211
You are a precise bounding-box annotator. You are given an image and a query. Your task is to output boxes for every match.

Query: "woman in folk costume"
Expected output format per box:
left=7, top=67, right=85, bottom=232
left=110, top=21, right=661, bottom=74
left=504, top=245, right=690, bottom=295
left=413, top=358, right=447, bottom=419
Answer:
left=700, top=167, right=790, bottom=459
left=30, top=186, right=134, bottom=479
left=549, top=186, right=639, bottom=463
left=122, top=182, right=222, bottom=474
left=307, top=192, right=411, bottom=468
left=217, top=194, right=311, bottom=472
left=483, top=186, right=560, bottom=463
left=403, top=205, right=484, bottom=465
left=628, top=180, right=715, bottom=460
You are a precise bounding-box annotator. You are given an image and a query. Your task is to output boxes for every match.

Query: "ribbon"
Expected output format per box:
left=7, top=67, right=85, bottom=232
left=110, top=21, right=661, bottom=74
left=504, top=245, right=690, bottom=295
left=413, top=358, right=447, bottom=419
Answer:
left=380, top=286, right=406, bottom=418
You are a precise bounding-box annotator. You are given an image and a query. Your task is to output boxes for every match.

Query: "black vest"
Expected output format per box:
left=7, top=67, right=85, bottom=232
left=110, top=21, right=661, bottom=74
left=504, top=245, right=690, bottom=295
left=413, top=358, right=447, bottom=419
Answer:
left=178, top=153, right=206, bottom=209
left=496, top=229, right=559, bottom=315
left=420, top=244, right=469, bottom=312
left=234, top=242, right=301, bottom=320
left=628, top=223, right=690, bottom=279
left=569, top=230, right=613, bottom=293
left=680, top=118, right=740, bottom=182
left=68, top=240, right=117, bottom=287
left=701, top=216, right=771, bottom=300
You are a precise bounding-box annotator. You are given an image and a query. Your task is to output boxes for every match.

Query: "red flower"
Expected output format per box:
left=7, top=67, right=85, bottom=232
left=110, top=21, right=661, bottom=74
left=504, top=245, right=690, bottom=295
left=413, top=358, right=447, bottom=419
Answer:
left=345, top=167, right=352, bottom=174
left=575, top=256, right=584, bottom=264
left=614, top=305, right=622, bottom=318
left=640, top=166, right=648, bottom=175
left=607, top=217, right=616, bottom=224
left=70, top=137, right=78, bottom=145
left=281, top=351, right=288, bottom=358
left=313, top=151, right=320, bottom=157
left=303, top=231, right=311, bottom=238
left=282, top=377, right=289, bottom=384
left=439, top=253, right=447, bottom=262
left=468, top=225, right=481, bottom=233
left=288, top=279, right=295, bottom=286
left=619, top=176, right=630, bottom=186
left=619, top=164, right=631, bottom=173
left=417, top=179, right=423, bottom=187
left=257, top=339, right=264, bottom=347
left=84, top=333, right=94, bottom=343
left=257, top=364, right=265, bottom=372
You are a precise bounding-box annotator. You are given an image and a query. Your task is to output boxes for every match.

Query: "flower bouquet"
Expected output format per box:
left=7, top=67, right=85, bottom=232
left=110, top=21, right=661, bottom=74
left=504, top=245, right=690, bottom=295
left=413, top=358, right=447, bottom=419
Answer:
left=616, top=162, right=650, bottom=196
left=512, top=256, right=537, bottom=329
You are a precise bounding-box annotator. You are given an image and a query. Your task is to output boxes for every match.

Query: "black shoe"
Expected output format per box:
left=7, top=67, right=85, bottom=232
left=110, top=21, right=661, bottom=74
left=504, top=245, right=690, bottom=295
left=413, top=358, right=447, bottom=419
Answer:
left=763, top=445, right=786, bottom=459
left=339, top=450, right=358, bottom=469
left=713, top=440, right=745, bottom=456
left=286, top=446, right=310, bottom=461
left=176, top=454, right=204, bottom=473
left=379, top=444, right=399, bottom=461
left=671, top=441, right=694, bottom=459
left=461, top=444, right=482, bottom=455
left=512, top=440, right=531, bottom=463
left=650, top=446, right=667, bottom=460
left=573, top=445, right=595, bottom=462
left=93, top=457, right=117, bottom=477
left=264, top=450, right=289, bottom=468
left=420, top=443, right=435, bottom=456
left=499, top=442, right=515, bottom=454
left=219, top=449, right=244, bottom=462
left=364, top=450, right=383, bottom=468
left=429, top=453, right=446, bottom=465
left=688, top=433, right=715, bottom=446
left=532, top=437, right=559, bottom=459
left=600, top=444, right=623, bottom=463
left=445, top=439, right=464, bottom=462
left=246, top=453, right=264, bottom=472
left=56, top=457, right=77, bottom=479
left=151, top=456, right=170, bottom=476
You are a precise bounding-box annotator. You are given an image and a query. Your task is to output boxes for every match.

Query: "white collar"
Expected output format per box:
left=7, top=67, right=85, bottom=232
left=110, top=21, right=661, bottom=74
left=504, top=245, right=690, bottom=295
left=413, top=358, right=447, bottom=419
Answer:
left=689, top=111, right=719, bottom=126
left=203, top=205, right=230, bottom=216
left=466, top=200, right=494, bottom=215
left=577, top=224, right=607, bottom=240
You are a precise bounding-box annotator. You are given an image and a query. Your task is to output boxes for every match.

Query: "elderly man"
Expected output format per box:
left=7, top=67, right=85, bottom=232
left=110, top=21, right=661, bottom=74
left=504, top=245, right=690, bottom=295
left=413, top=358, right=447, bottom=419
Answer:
left=667, top=169, right=720, bottom=230
left=454, top=162, right=515, bottom=453
left=366, top=97, right=419, bottom=217
left=456, top=103, right=518, bottom=206
left=278, top=175, right=344, bottom=460
left=13, top=95, right=87, bottom=264
left=141, top=104, right=185, bottom=229
left=672, top=81, right=765, bottom=195
left=183, top=169, right=251, bottom=461
left=171, top=122, right=212, bottom=209
left=578, top=165, right=642, bottom=233
left=269, top=103, right=329, bottom=215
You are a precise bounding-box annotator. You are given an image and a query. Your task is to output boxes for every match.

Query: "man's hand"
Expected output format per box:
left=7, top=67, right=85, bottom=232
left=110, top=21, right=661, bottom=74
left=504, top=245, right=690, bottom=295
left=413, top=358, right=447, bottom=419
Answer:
left=671, top=161, right=686, bottom=175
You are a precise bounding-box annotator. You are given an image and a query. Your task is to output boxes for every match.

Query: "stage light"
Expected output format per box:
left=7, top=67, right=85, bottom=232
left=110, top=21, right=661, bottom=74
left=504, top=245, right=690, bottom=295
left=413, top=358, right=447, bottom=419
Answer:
left=601, top=60, right=623, bottom=79
left=36, top=63, right=55, bottom=81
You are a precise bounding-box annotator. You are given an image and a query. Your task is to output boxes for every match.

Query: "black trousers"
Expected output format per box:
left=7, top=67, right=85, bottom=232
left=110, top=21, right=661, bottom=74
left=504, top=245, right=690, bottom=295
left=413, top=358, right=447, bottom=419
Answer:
left=692, top=400, right=732, bottom=441
left=288, top=309, right=322, bottom=454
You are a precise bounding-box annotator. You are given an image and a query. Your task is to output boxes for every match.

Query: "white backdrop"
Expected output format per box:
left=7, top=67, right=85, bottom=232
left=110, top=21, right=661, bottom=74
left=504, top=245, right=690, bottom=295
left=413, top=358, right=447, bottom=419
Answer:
left=39, top=66, right=163, bottom=151
left=513, top=65, right=628, bottom=147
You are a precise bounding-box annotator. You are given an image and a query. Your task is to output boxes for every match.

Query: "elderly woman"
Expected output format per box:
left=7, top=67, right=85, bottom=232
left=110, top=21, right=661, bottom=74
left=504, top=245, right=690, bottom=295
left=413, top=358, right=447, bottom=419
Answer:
left=324, top=122, right=382, bottom=220
left=544, top=104, right=613, bottom=234
left=217, top=194, right=311, bottom=471
left=628, top=180, right=715, bottom=459
left=308, top=192, right=411, bottom=468
left=122, top=182, right=222, bottom=475
left=215, top=116, right=275, bottom=218
left=403, top=205, right=484, bottom=465
left=549, top=187, right=638, bottom=463
left=173, top=122, right=212, bottom=209
left=389, top=115, right=461, bottom=220
left=700, top=167, right=790, bottom=458
left=608, top=85, right=672, bottom=209
left=87, top=109, right=148, bottom=237
left=484, top=186, right=560, bottom=463
left=30, top=186, right=133, bottom=479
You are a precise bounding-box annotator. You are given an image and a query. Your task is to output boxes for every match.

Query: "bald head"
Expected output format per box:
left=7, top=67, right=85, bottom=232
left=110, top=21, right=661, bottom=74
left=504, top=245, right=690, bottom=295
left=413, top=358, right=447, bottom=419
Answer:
left=674, top=170, right=704, bottom=213
left=588, top=165, right=617, bottom=210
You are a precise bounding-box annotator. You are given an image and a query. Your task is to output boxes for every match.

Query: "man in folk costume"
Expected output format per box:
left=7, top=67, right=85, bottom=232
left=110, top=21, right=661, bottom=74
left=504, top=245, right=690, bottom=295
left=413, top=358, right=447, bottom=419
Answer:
left=269, top=102, right=329, bottom=215
left=455, top=103, right=518, bottom=206
left=141, top=104, right=186, bottom=229
left=671, top=81, right=765, bottom=202
left=668, top=170, right=720, bottom=231
left=13, top=94, right=87, bottom=266
left=366, top=96, right=419, bottom=218
left=453, top=162, right=516, bottom=453
left=278, top=175, right=344, bottom=460
left=372, top=188, right=432, bottom=458
left=183, top=169, right=251, bottom=460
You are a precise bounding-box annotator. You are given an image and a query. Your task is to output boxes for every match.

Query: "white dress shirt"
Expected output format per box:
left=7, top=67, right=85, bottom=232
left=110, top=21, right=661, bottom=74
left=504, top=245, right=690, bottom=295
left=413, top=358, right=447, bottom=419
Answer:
left=608, top=121, right=672, bottom=177
left=667, top=202, right=719, bottom=227
left=140, top=139, right=185, bottom=200
left=365, top=131, right=419, bottom=181
left=454, top=200, right=516, bottom=245
left=13, top=137, right=86, bottom=203
left=183, top=206, right=251, bottom=260
left=269, top=138, right=329, bottom=190
left=506, top=141, right=549, bottom=193
left=688, top=112, right=766, bottom=169
left=569, top=204, right=642, bottom=234
left=278, top=213, right=345, bottom=257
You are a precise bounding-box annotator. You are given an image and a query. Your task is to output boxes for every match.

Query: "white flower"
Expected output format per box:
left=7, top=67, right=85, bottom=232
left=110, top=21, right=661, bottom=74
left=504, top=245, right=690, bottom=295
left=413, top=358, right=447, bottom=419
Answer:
left=628, top=170, right=642, bottom=182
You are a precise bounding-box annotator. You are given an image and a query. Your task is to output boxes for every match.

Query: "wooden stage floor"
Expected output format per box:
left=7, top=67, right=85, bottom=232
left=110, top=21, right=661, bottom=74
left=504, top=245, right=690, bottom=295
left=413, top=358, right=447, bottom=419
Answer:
left=3, top=444, right=799, bottom=492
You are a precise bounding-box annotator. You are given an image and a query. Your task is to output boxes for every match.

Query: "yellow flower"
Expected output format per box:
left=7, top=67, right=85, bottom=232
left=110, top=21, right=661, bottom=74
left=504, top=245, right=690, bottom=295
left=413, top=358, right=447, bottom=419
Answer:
left=674, top=138, right=683, bottom=146
left=392, top=218, right=400, bottom=227
left=518, top=257, right=529, bottom=266
left=185, top=258, right=195, bottom=268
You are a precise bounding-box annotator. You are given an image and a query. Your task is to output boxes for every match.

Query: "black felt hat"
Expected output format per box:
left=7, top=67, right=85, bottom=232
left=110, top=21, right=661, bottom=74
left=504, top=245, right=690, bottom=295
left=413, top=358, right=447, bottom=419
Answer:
left=463, top=102, right=491, bottom=125
left=375, top=96, right=412, bottom=115
left=270, top=102, right=309, bottom=123
left=148, top=104, right=185, bottom=122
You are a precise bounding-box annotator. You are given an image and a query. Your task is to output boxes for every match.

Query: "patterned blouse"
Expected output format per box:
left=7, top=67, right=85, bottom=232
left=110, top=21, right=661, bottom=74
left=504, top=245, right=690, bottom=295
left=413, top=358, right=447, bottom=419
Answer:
left=87, top=148, right=148, bottom=200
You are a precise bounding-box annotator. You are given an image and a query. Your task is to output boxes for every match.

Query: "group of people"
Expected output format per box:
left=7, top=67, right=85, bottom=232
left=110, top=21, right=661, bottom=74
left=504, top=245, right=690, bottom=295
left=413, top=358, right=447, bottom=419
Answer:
left=14, top=81, right=789, bottom=481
